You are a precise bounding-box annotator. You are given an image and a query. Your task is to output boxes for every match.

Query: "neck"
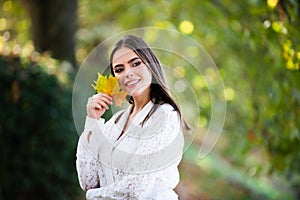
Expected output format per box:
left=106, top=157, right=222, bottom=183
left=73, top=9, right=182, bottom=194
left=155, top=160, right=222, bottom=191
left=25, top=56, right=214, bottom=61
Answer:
left=132, top=91, right=151, bottom=113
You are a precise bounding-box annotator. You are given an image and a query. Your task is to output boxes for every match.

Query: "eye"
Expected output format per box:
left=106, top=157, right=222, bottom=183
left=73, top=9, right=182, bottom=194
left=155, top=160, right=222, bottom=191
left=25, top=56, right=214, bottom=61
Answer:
left=114, top=68, right=124, bottom=74
left=132, top=61, right=141, bottom=67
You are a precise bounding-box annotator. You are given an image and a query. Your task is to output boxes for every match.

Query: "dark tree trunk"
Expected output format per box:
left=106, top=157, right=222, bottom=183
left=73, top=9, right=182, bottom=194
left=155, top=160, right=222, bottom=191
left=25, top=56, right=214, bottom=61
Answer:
left=21, top=0, right=77, bottom=68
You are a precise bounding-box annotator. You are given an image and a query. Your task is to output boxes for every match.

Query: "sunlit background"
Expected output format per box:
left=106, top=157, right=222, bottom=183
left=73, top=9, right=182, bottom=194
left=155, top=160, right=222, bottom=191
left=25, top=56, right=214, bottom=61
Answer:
left=0, top=0, right=299, bottom=199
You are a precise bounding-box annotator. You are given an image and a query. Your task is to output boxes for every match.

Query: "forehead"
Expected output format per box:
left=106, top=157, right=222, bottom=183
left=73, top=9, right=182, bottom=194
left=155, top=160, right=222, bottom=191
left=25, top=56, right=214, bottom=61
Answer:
left=112, top=47, right=139, bottom=65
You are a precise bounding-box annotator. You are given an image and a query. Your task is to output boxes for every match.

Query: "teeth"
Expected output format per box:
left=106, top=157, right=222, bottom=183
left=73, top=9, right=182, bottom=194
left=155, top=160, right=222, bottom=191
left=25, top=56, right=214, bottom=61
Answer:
left=127, top=80, right=139, bottom=86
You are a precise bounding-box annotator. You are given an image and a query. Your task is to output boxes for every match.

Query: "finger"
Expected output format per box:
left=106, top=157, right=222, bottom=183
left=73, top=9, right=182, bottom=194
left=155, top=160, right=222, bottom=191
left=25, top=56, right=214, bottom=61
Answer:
left=94, top=104, right=102, bottom=110
left=93, top=95, right=112, bottom=105
left=92, top=97, right=111, bottom=106
left=92, top=100, right=108, bottom=109
left=87, top=102, right=102, bottom=112
left=94, top=93, right=113, bottom=101
left=95, top=101, right=109, bottom=110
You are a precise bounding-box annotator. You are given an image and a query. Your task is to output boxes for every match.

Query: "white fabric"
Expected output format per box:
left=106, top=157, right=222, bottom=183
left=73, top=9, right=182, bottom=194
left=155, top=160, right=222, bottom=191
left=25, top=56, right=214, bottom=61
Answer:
left=76, top=101, right=184, bottom=200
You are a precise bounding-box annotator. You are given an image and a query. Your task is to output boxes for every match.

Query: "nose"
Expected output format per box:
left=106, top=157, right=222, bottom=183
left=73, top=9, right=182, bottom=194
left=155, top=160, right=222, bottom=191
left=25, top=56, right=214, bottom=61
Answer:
left=125, top=67, right=134, bottom=78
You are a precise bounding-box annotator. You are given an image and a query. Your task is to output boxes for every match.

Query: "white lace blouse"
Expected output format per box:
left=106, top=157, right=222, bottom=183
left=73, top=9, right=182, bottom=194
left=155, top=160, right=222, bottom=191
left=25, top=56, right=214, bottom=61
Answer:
left=76, top=101, right=184, bottom=200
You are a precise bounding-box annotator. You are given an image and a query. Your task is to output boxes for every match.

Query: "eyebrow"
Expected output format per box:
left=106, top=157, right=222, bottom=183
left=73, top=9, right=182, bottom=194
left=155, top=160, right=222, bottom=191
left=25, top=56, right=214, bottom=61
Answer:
left=113, top=57, right=140, bottom=69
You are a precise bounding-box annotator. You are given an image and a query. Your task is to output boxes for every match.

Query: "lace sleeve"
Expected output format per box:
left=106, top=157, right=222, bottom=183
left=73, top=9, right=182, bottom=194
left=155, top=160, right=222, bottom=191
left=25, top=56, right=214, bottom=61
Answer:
left=86, top=168, right=179, bottom=200
left=86, top=173, right=155, bottom=200
left=76, top=138, right=100, bottom=191
left=76, top=117, right=105, bottom=191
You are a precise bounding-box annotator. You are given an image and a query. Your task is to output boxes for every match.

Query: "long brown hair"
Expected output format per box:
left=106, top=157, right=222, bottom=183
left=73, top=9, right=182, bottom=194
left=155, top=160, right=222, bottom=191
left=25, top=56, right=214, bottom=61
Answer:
left=110, top=35, right=190, bottom=130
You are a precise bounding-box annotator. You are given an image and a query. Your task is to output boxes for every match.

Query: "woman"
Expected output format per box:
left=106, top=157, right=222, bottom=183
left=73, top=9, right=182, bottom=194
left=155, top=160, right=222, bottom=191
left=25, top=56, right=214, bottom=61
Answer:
left=76, top=35, right=190, bottom=200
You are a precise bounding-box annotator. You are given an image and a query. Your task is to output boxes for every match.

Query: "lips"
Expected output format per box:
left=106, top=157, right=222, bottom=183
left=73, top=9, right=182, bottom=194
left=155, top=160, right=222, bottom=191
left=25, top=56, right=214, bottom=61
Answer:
left=125, top=79, right=140, bottom=88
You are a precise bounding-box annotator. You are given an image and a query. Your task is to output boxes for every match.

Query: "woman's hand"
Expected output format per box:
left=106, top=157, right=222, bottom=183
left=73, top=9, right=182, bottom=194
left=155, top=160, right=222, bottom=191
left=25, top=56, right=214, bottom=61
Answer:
left=87, top=93, right=113, bottom=119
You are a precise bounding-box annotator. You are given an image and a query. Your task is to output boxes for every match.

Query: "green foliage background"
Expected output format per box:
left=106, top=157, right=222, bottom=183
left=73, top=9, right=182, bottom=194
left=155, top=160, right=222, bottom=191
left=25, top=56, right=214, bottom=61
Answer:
left=0, top=0, right=299, bottom=199
left=0, top=55, right=80, bottom=199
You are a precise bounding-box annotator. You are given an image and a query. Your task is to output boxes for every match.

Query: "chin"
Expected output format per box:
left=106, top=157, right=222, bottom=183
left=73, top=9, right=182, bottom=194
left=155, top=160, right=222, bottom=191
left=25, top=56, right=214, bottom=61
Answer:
left=130, top=91, right=142, bottom=98
left=130, top=87, right=150, bottom=98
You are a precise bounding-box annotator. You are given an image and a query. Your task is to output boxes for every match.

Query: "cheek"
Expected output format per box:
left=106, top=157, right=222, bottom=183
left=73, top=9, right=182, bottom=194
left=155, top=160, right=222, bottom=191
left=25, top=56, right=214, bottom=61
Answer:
left=116, top=75, right=122, bottom=84
left=144, top=70, right=152, bottom=82
left=117, top=75, right=125, bottom=88
left=140, top=66, right=152, bottom=80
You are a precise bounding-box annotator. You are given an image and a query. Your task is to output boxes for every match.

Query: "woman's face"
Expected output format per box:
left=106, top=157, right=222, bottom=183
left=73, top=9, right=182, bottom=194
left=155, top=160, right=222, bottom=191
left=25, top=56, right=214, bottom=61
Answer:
left=112, top=47, right=152, bottom=98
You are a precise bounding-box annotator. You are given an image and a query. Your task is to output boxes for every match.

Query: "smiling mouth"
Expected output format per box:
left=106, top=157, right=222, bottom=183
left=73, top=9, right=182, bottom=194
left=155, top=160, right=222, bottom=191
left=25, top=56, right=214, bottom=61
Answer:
left=125, top=79, right=140, bottom=87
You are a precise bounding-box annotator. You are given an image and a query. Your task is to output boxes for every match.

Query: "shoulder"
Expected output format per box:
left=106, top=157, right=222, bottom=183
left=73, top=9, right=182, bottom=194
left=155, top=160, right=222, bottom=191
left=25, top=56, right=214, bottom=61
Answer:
left=153, top=103, right=178, bottom=119
left=158, top=103, right=176, bottom=112
left=147, top=103, right=180, bottom=127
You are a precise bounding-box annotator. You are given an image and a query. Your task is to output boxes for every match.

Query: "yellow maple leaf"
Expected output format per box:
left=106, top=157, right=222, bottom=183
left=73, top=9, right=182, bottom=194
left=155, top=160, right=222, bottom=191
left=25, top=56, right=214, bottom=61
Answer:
left=112, top=84, right=128, bottom=107
left=91, top=73, right=128, bottom=107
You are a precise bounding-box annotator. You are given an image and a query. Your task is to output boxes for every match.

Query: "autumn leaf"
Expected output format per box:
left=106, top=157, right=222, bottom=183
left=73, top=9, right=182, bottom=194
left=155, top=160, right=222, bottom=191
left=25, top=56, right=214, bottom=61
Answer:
left=112, top=84, right=128, bottom=107
left=91, top=73, right=128, bottom=107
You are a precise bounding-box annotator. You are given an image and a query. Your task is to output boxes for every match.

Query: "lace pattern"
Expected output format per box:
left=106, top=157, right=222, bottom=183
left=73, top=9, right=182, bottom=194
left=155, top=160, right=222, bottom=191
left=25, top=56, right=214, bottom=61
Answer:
left=76, top=102, right=183, bottom=199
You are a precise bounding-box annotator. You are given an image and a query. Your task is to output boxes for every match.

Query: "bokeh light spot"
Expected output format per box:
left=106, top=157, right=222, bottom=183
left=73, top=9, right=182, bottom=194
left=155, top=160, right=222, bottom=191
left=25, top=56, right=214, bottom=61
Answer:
left=174, top=80, right=187, bottom=93
left=174, top=66, right=186, bottom=77
left=199, top=116, right=207, bottom=127
left=179, top=20, right=194, bottom=35
left=225, top=88, right=235, bottom=101
left=0, top=18, right=6, bottom=31
left=3, top=1, right=13, bottom=11
left=76, top=48, right=88, bottom=62
left=192, top=75, right=206, bottom=90
left=267, top=0, right=278, bottom=9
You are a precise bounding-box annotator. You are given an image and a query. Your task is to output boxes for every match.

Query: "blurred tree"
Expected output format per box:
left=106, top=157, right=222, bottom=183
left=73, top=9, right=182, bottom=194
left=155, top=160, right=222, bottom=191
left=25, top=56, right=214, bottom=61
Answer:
left=21, top=0, right=78, bottom=68
left=1, top=0, right=299, bottom=199
left=74, top=0, right=300, bottom=198
left=0, top=54, right=81, bottom=199
left=0, top=1, right=82, bottom=199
